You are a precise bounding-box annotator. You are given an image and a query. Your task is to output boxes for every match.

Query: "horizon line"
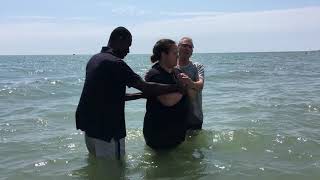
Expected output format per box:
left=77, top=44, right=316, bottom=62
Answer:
left=0, top=49, right=319, bottom=56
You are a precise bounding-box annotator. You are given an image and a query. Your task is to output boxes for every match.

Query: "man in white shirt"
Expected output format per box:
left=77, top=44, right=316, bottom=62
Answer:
left=177, top=37, right=205, bottom=130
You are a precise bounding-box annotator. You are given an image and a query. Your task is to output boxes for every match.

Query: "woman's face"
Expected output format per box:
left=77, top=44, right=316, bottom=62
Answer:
left=162, top=44, right=178, bottom=68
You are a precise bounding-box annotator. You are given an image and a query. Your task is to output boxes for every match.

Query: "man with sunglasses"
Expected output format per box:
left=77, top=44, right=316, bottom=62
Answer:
left=177, top=37, right=205, bottom=130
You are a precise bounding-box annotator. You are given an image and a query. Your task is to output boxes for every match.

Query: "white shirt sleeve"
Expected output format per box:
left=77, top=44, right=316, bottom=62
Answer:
left=195, top=62, right=204, bottom=80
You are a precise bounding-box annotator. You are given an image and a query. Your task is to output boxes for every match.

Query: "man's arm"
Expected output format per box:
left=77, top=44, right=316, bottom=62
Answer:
left=118, top=61, right=185, bottom=97
left=188, top=77, right=204, bottom=91
left=178, top=74, right=204, bottom=91
left=195, top=63, right=205, bottom=90
left=128, top=80, right=184, bottom=106
left=125, top=92, right=145, bottom=101
left=130, top=79, right=185, bottom=98
left=178, top=63, right=205, bottom=91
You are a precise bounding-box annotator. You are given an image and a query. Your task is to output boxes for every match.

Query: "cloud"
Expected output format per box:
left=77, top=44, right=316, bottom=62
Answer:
left=9, top=16, right=57, bottom=21
left=134, top=6, right=320, bottom=35
left=160, top=11, right=226, bottom=17
left=6, top=15, right=96, bottom=23
left=0, top=21, right=114, bottom=54
left=111, top=5, right=149, bottom=16
left=95, top=1, right=113, bottom=7
left=0, top=6, right=319, bottom=54
left=130, top=6, right=320, bottom=52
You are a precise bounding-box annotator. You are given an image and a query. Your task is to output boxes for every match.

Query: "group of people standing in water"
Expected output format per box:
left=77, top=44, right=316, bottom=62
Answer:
left=76, top=26, right=204, bottom=160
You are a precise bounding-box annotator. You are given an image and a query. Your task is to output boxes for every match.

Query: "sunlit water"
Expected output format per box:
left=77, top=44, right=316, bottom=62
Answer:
left=0, top=51, right=320, bottom=179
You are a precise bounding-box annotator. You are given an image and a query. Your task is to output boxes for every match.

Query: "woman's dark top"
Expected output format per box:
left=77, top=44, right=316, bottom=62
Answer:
left=143, top=63, right=189, bottom=149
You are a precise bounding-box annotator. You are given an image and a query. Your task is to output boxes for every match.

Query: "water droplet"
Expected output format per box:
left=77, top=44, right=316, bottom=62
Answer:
left=67, top=144, right=75, bottom=148
left=241, top=147, right=247, bottom=151
left=265, top=149, right=273, bottom=153
left=35, top=161, right=47, bottom=167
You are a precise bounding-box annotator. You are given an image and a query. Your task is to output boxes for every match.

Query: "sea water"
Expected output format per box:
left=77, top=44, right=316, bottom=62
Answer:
left=0, top=51, right=319, bottom=179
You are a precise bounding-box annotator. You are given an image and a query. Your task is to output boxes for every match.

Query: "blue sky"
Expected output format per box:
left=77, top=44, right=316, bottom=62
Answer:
left=1, top=0, right=320, bottom=54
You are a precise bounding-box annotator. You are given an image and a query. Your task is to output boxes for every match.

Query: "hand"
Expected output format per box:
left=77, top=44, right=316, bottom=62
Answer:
left=177, top=73, right=194, bottom=88
left=172, top=70, right=190, bottom=94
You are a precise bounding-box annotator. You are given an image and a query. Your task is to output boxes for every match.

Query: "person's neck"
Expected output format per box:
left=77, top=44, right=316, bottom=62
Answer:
left=178, top=57, right=191, bottom=66
left=159, top=61, right=173, bottom=73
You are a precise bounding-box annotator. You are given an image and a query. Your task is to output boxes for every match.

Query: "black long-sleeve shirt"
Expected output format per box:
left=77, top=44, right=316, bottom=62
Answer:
left=76, top=47, right=141, bottom=142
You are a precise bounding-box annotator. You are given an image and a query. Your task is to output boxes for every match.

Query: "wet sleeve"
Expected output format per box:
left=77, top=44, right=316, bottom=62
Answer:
left=118, top=61, right=143, bottom=87
left=145, top=69, right=167, bottom=84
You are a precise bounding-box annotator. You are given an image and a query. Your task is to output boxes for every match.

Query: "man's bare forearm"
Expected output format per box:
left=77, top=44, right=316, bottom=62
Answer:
left=190, top=79, right=204, bottom=91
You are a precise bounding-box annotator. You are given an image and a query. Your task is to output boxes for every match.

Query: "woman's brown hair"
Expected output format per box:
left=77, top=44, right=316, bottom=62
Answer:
left=150, top=39, right=176, bottom=63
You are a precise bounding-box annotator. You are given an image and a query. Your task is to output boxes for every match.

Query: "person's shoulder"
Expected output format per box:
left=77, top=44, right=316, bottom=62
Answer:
left=145, top=67, right=161, bottom=81
left=87, top=53, right=101, bottom=63
left=89, top=52, right=120, bottom=63
left=87, top=53, right=110, bottom=69
left=192, top=61, right=203, bottom=67
left=192, top=61, right=204, bottom=69
left=93, top=55, right=126, bottom=74
left=107, top=54, right=123, bottom=64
